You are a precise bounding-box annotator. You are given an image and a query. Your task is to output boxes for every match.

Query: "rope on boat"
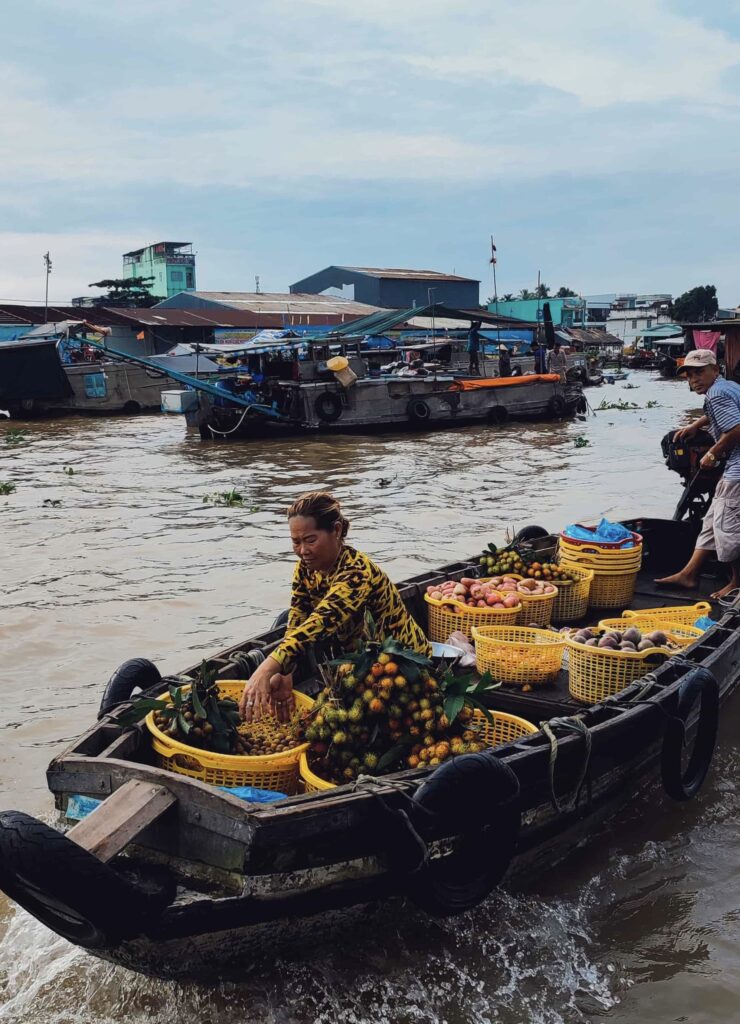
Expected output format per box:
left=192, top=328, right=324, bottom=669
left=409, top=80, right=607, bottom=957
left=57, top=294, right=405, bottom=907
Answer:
left=207, top=407, right=252, bottom=437
left=540, top=715, right=592, bottom=815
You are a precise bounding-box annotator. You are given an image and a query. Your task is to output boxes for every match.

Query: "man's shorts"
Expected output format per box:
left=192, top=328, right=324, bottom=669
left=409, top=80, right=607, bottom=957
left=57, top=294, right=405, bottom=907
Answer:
left=697, top=477, right=740, bottom=562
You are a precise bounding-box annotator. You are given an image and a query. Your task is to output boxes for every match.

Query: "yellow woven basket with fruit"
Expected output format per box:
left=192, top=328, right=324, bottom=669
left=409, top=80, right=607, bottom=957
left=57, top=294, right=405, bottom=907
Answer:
left=300, top=708, right=538, bottom=792
left=146, top=682, right=314, bottom=793
left=485, top=574, right=559, bottom=626
left=424, top=576, right=522, bottom=641
left=471, top=625, right=566, bottom=687
left=565, top=626, right=684, bottom=705
left=597, top=616, right=703, bottom=646
left=551, top=565, right=594, bottom=623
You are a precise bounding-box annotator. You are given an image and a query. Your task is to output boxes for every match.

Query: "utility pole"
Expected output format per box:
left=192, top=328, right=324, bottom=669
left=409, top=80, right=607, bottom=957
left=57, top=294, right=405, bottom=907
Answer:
left=255, top=275, right=261, bottom=294
left=43, top=252, right=52, bottom=321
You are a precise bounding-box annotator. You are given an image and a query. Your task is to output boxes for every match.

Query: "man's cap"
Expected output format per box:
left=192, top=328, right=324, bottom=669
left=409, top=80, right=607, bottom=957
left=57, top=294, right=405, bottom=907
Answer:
left=499, top=344, right=508, bottom=351
left=678, top=349, right=718, bottom=374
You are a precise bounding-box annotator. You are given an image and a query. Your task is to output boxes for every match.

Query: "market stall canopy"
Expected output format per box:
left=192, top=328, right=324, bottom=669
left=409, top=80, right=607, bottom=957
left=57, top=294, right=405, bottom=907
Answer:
left=17, top=320, right=112, bottom=340
left=639, top=324, right=683, bottom=339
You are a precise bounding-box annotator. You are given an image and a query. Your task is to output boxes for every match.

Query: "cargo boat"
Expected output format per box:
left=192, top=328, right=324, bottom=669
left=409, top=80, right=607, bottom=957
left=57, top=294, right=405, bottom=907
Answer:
left=0, top=513, right=737, bottom=980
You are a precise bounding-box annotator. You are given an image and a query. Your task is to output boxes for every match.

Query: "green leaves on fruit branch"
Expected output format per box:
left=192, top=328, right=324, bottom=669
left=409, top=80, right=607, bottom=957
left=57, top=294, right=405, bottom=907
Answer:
left=441, top=669, right=500, bottom=725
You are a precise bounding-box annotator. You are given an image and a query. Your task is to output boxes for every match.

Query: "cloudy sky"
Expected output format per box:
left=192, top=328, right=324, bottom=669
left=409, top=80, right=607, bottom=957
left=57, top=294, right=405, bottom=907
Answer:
left=2, top=0, right=739, bottom=305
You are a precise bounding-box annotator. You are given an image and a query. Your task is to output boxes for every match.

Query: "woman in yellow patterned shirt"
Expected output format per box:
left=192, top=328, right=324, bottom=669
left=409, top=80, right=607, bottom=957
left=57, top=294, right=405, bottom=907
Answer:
left=240, top=492, right=430, bottom=723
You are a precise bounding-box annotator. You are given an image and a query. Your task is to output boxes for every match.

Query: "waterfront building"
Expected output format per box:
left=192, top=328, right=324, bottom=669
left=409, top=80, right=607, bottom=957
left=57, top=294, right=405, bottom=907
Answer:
left=122, top=242, right=196, bottom=300
left=289, top=266, right=480, bottom=309
left=487, top=297, right=586, bottom=327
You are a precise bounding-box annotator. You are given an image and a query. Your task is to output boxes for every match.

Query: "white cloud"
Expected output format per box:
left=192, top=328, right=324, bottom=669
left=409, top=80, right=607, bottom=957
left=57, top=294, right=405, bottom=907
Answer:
left=0, top=231, right=159, bottom=302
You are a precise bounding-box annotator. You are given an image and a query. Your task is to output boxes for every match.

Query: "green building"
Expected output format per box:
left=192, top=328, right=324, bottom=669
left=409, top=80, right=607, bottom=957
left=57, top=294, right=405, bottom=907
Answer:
left=122, top=242, right=196, bottom=300
left=488, top=296, right=586, bottom=327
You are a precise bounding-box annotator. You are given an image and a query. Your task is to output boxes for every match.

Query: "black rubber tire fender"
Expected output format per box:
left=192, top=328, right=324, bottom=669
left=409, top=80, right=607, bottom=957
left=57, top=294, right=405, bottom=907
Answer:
left=0, top=811, right=173, bottom=949
left=271, top=608, right=290, bottom=630
left=548, top=394, right=567, bottom=418
left=407, top=752, right=521, bottom=915
left=98, top=658, right=161, bottom=718
left=514, top=524, right=550, bottom=543
left=486, top=405, right=508, bottom=425
left=314, top=391, right=343, bottom=423
left=661, top=667, right=719, bottom=801
left=407, top=399, right=431, bottom=422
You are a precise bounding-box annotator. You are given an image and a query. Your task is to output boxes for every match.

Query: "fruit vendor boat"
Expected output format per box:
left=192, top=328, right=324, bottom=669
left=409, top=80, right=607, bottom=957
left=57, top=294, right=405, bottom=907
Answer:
left=1, top=515, right=739, bottom=981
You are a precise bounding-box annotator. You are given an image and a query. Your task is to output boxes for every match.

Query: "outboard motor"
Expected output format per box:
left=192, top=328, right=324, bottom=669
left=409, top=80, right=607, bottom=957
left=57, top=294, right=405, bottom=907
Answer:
left=661, top=428, right=723, bottom=524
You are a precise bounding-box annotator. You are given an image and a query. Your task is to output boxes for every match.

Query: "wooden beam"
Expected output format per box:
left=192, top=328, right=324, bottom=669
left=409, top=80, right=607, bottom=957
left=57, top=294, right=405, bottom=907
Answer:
left=67, top=779, right=177, bottom=863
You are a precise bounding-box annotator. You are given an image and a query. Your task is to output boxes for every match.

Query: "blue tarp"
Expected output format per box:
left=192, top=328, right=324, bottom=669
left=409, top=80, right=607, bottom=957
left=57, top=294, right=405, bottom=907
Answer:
left=563, top=519, right=636, bottom=547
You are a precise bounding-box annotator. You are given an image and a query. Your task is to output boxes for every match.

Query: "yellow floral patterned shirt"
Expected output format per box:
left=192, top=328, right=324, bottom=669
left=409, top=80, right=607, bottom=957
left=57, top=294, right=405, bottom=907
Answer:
left=272, top=545, right=431, bottom=671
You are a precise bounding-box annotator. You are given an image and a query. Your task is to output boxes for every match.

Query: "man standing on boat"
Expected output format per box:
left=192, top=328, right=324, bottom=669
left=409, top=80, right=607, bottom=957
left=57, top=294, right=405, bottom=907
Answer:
left=656, top=350, right=740, bottom=600
left=531, top=340, right=548, bottom=375
left=467, top=321, right=482, bottom=375
left=547, top=341, right=568, bottom=382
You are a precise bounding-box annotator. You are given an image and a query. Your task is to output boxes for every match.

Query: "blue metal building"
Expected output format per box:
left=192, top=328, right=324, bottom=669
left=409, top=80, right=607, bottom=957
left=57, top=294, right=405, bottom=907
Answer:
left=289, top=266, right=480, bottom=309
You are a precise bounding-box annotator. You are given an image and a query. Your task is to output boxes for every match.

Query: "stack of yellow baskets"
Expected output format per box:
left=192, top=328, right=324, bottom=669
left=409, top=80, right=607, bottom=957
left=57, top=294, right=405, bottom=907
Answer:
left=558, top=528, right=643, bottom=610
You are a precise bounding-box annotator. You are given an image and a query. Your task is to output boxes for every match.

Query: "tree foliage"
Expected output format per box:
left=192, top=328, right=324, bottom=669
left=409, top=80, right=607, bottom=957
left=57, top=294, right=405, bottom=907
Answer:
left=87, top=276, right=157, bottom=308
left=556, top=286, right=577, bottom=297
left=671, top=285, right=718, bottom=323
left=519, top=288, right=536, bottom=300
left=535, top=283, right=550, bottom=298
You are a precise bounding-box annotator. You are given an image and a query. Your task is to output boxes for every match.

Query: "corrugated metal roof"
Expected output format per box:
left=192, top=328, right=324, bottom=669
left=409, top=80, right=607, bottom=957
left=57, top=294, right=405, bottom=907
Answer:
left=0, top=304, right=136, bottom=327
left=177, top=292, right=379, bottom=316
left=107, top=307, right=376, bottom=328
left=340, top=266, right=479, bottom=283
left=565, top=327, right=624, bottom=347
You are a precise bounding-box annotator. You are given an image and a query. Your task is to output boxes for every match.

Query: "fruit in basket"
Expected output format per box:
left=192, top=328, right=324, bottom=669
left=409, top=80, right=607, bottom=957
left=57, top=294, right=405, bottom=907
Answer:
left=571, top=625, right=680, bottom=654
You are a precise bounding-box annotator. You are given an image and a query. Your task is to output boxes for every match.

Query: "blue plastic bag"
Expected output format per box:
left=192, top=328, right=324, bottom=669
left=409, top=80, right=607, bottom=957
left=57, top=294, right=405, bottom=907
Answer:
left=563, top=518, right=635, bottom=547
left=219, top=786, right=287, bottom=803
left=693, top=615, right=715, bottom=631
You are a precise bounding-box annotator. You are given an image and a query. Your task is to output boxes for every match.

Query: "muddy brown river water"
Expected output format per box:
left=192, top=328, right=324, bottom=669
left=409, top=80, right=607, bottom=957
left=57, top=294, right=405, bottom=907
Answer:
left=1, top=373, right=738, bottom=1024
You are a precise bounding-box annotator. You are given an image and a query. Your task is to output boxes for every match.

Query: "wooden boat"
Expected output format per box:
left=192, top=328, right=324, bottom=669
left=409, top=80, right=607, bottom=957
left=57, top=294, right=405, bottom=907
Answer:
left=0, top=324, right=203, bottom=417
left=1, top=515, right=737, bottom=979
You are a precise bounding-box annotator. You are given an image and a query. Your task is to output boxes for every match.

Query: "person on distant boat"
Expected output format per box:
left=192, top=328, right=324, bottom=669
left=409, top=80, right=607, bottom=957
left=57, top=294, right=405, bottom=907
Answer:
left=498, top=344, right=511, bottom=377
left=547, top=342, right=568, bottom=382
left=656, top=350, right=740, bottom=600
left=531, top=340, right=548, bottom=375
left=467, top=321, right=482, bottom=375
left=240, top=491, right=432, bottom=723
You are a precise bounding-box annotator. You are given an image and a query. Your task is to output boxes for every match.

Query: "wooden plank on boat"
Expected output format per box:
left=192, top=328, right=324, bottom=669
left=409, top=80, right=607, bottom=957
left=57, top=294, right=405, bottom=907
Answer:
left=66, top=779, right=176, bottom=863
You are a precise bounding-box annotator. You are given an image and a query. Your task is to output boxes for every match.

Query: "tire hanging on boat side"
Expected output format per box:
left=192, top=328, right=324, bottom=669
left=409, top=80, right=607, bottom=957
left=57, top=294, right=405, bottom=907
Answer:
left=407, top=399, right=431, bottom=423
left=548, top=394, right=567, bottom=418
left=661, top=666, right=719, bottom=801
left=98, top=658, right=162, bottom=718
left=314, top=392, right=343, bottom=423
left=407, top=752, right=521, bottom=915
left=0, top=811, right=174, bottom=949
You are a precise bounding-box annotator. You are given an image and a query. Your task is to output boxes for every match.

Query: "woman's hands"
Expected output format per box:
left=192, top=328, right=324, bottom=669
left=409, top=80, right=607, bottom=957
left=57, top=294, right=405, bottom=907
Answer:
left=239, top=656, right=295, bottom=724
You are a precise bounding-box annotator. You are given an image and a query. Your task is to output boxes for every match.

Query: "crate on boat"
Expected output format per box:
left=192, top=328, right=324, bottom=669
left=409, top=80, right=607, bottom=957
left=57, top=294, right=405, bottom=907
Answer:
left=551, top=565, right=594, bottom=623
left=471, top=625, right=566, bottom=687
left=424, top=591, right=521, bottom=642
left=565, top=631, right=683, bottom=705
left=146, top=683, right=314, bottom=794
left=620, top=603, right=711, bottom=628
left=161, top=389, right=199, bottom=414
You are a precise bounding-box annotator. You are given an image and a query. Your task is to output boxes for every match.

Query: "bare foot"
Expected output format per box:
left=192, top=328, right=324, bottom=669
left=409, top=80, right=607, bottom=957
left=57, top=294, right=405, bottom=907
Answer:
left=710, top=582, right=740, bottom=601
left=654, top=573, right=699, bottom=589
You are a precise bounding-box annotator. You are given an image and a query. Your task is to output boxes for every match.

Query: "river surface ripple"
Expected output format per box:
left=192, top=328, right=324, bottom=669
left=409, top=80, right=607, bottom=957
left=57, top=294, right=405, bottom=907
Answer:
left=0, top=373, right=737, bottom=1024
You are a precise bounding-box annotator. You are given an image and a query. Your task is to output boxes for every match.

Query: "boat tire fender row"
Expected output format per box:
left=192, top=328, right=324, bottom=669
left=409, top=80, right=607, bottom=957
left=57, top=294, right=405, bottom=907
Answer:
left=0, top=811, right=174, bottom=950
left=314, top=391, right=343, bottom=423
left=403, top=752, right=521, bottom=915
left=661, top=666, right=719, bottom=802
left=98, top=657, right=162, bottom=718
left=548, top=394, right=567, bottom=418
left=407, top=399, right=431, bottom=422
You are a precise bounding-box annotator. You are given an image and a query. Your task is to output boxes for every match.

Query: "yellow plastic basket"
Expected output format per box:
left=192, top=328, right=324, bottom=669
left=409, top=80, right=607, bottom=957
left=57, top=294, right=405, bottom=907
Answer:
left=489, top=575, right=558, bottom=626
left=621, top=603, right=711, bottom=627
left=146, top=683, right=314, bottom=794
left=597, top=616, right=703, bottom=646
left=300, top=709, right=540, bottom=792
left=471, top=625, right=566, bottom=686
left=551, top=565, right=594, bottom=623
left=559, top=553, right=639, bottom=609
left=565, top=634, right=677, bottom=705
left=469, top=707, right=540, bottom=744
left=299, top=751, right=336, bottom=793
left=424, top=592, right=521, bottom=642
left=558, top=530, right=643, bottom=567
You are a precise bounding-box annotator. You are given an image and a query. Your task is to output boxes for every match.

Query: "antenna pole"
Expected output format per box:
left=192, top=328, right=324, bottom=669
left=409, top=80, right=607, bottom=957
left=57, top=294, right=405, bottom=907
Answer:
left=43, top=252, right=52, bottom=321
